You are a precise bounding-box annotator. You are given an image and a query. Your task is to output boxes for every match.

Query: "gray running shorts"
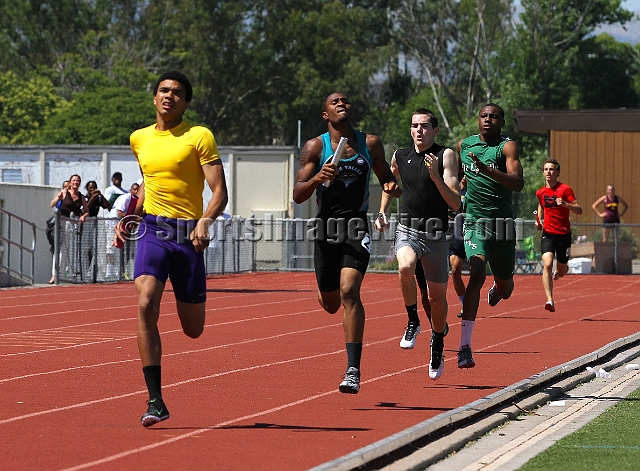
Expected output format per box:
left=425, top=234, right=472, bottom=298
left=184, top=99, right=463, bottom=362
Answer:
left=394, top=224, right=448, bottom=284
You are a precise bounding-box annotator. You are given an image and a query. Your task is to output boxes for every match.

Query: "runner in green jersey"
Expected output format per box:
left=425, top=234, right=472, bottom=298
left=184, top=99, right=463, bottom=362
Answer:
left=455, top=104, right=524, bottom=369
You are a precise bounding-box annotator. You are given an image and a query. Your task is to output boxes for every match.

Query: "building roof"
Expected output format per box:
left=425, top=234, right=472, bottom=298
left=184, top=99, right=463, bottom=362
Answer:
left=512, top=109, right=640, bottom=135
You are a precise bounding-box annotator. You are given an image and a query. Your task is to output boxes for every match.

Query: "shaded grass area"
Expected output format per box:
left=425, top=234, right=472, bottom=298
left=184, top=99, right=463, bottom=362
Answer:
left=518, top=387, right=640, bottom=471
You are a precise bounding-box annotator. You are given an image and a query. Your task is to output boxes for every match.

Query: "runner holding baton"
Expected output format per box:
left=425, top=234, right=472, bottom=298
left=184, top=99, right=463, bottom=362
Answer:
left=324, top=136, right=348, bottom=187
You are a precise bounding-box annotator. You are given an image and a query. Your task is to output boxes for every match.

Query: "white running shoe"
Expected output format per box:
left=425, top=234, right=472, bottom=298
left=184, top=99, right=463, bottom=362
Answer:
left=339, top=367, right=360, bottom=394
left=400, top=323, right=421, bottom=349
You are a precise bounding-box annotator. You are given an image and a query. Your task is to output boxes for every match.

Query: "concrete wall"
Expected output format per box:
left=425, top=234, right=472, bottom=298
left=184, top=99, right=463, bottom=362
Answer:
left=0, top=145, right=305, bottom=219
left=0, top=183, right=59, bottom=284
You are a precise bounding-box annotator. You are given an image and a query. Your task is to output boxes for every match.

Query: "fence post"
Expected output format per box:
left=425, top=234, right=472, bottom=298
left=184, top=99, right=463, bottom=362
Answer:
left=284, top=219, right=291, bottom=270
left=53, top=210, right=60, bottom=284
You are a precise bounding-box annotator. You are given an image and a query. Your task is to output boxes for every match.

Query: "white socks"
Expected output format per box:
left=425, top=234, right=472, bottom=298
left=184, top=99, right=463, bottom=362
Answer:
left=460, top=319, right=475, bottom=350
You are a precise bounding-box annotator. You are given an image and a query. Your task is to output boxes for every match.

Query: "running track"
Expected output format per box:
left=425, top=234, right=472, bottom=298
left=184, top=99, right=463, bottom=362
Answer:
left=1, top=272, right=639, bottom=470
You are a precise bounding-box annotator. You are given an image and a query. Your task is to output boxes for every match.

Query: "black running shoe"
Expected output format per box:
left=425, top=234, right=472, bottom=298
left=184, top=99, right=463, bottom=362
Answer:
left=457, top=344, right=475, bottom=369
left=141, top=398, right=170, bottom=427
left=488, top=284, right=502, bottom=306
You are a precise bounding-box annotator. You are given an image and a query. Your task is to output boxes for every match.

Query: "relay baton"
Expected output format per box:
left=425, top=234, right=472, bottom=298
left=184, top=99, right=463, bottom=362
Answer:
left=115, top=195, right=139, bottom=248
left=533, top=210, right=541, bottom=229
left=324, top=137, right=348, bottom=187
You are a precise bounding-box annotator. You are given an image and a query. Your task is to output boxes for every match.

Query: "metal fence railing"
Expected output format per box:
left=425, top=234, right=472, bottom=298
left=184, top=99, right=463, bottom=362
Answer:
left=0, top=207, right=36, bottom=285
left=50, top=214, right=256, bottom=284
left=49, top=215, right=639, bottom=284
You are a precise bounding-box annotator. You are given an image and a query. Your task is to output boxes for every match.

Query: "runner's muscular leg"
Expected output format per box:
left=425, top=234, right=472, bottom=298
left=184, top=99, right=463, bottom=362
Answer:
left=494, top=275, right=515, bottom=299
left=396, top=245, right=418, bottom=306
left=462, top=255, right=486, bottom=321
left=541, top=251, right=555, bottom=302
left=176, top=300, right=206, bottom=339
left=426, top=280, right=448, bottom=333
left=556, top=261, right=568, bottom=278
left=135, top=274, right=165, bottom=366
left=318, top=289, right=341, bottom=314
left=340, top=267, right=365, bottom=343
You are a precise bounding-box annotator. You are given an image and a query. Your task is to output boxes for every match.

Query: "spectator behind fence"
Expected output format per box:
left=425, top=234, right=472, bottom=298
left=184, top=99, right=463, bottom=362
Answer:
left=79, top=181, right=112, bottom=282
left=104, top=172, right=127, bottom=207
left=49, top=174, right=87, bottom=283
left=50, top=174, right=86, bottom=217
left=81, top=181, right=112, bottom=220
left=112, top=181, right=140, bottom=217
left=55, top=180, right=69, bottom=210
left=47, top=180, right=70, bottom=283
left=105, top=181, right=140, bottom=278
left=591, top=185, right=629, bottom=242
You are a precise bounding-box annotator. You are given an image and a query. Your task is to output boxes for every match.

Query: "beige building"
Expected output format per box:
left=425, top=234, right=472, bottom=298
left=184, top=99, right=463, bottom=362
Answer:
left=513, top=109, right=640, bottom=225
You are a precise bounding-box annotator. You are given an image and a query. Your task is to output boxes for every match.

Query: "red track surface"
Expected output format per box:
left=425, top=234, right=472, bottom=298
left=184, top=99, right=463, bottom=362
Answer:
left=1, top=272, right=639, bottom=470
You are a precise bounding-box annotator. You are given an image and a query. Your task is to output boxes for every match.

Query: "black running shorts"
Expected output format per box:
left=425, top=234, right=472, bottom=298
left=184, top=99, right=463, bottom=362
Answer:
left=314, top=214, right=371, bottom=292
left=541, top=231, right=572, bottom=264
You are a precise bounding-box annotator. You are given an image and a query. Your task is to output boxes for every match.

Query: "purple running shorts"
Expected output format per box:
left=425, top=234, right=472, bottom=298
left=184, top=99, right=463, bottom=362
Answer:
left=134, top=215, right=206, bottom=304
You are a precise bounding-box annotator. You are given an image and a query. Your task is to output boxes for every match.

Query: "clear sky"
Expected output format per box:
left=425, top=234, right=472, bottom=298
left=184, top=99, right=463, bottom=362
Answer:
left=621, top=0, right=640, bottom=10
left=515, top=0, right=640, bottom=9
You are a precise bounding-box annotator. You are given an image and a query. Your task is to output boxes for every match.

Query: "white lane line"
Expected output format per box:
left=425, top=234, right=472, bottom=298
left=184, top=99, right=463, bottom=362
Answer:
left=0, top=313, right=406, bottom=383
left=459, top=370, right=640, bottom=471
left=56, top=346, right=430, bottom=471
left=0, top=295, right=403, bottom=357
left=0, top=335, right=417, bottom=426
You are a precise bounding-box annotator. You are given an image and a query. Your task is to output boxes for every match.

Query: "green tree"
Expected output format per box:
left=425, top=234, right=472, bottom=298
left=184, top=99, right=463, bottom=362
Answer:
left=391, top=0, right=514, bottom=134
left=572, top=33, right=639, bottom=108
left=0, top=0, right=98, bottom=72
left=169, top=0, right=397, bottom=145
left=32, top=87, right=152, bottom=145
left=0, top=71, right=69, bottom=144
left=508, top=0, right=634, bottom=110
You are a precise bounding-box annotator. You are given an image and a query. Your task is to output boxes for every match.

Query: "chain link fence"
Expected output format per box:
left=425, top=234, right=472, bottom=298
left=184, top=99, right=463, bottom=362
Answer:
left=50, top=214, right=256, bottom=283
left=48, top=214, right=639, bottom=284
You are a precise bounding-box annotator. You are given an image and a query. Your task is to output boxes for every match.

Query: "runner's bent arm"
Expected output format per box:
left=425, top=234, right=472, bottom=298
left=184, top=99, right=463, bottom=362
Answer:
left=192, top=160, right=229, bottom=252
left=471, top=140, right=523, bottom=192
left=375, top=152, right=400, bottom=231
left=292, top=137, right=336, bottom=204
left=368, top=134, right=401, bottom=198
left=559, top=198, right=583, bottom=215
left=377, top=152, right=400, bottom=217
left=426, top=148, right=461, bottom=211
left=535, top=202, right=543, bottom=230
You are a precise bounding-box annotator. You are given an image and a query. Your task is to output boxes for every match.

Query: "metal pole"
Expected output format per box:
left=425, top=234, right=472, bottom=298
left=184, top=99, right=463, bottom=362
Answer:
left=53, top=210, right=60, bottom=284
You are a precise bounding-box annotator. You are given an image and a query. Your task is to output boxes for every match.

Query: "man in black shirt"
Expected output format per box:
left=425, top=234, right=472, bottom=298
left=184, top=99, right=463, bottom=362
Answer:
left=375, top=109, right=461, bottom=380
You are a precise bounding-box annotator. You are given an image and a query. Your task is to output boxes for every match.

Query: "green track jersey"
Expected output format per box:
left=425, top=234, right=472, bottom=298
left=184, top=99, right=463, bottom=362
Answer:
left=460, top=134, right=513, bottom=220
